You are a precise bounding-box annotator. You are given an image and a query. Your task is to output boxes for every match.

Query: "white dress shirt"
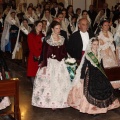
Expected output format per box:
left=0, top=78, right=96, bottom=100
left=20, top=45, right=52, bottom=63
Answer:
left=80, top=31, right=89, bottom=51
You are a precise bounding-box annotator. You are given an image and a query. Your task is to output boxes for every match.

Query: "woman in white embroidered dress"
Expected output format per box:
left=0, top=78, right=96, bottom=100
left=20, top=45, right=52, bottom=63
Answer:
left=98, top=19, right=118, bottom=68
left=57, top=13, right=69, bottom=37
left=12, top=19, right=31, bottom=63
left=41, top=9, right=53, bottom=27
left=32, top=21, right=71, bottom=109
left=93, top=9, right=105, bottom=33
left=24, top=6, right=38, bottom=28
left=1, top=10, right=20, bottom=52
left=16, top=2, right=25, bottom=23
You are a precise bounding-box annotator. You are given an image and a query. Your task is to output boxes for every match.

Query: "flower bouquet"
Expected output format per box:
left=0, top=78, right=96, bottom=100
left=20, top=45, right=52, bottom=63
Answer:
left=65, top=58, right=77, bottom=82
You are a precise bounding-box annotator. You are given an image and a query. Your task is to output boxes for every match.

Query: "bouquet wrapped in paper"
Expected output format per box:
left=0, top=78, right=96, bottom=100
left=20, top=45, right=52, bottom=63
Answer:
left=65, top=58, right=77, bottom=82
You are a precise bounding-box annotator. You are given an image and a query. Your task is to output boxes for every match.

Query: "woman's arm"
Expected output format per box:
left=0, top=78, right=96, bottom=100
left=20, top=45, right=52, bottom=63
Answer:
left=39, top=41, right=48, bottom=68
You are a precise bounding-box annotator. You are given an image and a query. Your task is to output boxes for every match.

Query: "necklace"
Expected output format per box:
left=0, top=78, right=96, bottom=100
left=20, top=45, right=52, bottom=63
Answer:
left=52, top=35, right=61, bottom=48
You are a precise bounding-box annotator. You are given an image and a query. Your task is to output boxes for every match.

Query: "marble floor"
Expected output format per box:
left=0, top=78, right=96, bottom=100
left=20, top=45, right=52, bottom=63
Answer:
left=1, top=58, right=120, bottom=120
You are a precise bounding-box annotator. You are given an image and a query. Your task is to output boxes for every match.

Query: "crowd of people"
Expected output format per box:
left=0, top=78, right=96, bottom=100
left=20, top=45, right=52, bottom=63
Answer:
left=0, top=0, right=120, bottom=116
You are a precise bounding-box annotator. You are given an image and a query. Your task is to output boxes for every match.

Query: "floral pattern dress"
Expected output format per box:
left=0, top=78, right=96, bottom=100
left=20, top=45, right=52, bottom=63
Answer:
left=32, top=35, right=72, bottom=108
left=98, top=31, right=118, bottom=68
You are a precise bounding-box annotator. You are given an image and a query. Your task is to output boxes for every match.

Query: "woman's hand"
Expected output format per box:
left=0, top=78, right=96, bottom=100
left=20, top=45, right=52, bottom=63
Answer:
left=99, top=39, right=104, bottom=45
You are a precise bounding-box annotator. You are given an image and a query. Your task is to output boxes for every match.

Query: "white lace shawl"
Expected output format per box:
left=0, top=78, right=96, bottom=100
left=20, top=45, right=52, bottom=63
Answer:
left=12, top=23, right=31, bottom=59
left=1, top=10, right=20, bottom=52
left=98, top=31, right=115, bottom=51
left=24, top=11, right=38, bottom=24
left=46, top=35, right=65, bottom=46
left=93, top=11, right=105, bottom=26
left=41, top=14, right=53, bottom=27
left=16, top=3, right=25, bottom=14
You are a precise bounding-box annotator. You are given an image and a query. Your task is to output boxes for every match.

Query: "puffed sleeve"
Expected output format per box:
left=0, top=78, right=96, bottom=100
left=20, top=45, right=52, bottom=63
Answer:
left=39, top=41, right=49, bottom=67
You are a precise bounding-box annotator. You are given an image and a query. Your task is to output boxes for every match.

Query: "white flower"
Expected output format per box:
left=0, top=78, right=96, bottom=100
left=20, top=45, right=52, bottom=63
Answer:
left=65, top=58, right=76, bottom=64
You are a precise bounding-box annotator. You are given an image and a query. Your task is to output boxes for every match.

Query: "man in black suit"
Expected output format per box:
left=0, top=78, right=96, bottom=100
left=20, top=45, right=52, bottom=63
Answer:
left=103, top=3, right=110, bottom=19
left=67, top=18, right=94, bottom=64
left=88, top=5, right=97, bottom=28
left=51, top=2, right=59, bottom=17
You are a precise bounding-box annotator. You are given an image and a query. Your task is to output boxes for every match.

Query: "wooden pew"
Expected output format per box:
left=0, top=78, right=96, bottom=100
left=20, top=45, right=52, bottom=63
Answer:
left=105, top=66, right=120, bottom=81
left=0, top=79, right=21, bottom=120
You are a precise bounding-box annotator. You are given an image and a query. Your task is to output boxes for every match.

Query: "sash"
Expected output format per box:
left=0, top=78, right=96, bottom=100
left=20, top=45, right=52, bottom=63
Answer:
left=20, top=26, right=29, bottom=35
left=87, top=52, right=107, bottom=77
left=11, top=19, right=16, bottom=25
left=27, top=15, right=34, bottom=23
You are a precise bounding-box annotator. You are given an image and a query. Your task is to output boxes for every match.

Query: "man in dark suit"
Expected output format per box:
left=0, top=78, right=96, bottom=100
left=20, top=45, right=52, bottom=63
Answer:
left=103, top=3, right=110, bottom=19
left=67, top=18, right=94, bottom=64
left=51, top=2, right=59, bottom=17
left=88, top=5, right=97, bottom=28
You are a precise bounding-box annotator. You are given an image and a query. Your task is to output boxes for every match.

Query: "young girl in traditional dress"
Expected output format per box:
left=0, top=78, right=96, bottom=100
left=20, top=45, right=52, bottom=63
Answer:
left=67, top=37, right=120, bottom=114
left=32, top=21, right=72, bottom=109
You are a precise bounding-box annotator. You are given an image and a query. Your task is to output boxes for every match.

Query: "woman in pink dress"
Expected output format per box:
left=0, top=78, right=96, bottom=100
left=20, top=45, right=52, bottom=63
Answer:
left=67, top=37, right=120, bottom=115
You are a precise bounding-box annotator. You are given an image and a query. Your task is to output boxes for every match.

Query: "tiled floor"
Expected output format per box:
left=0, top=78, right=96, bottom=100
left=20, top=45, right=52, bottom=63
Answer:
left=2, top=59, right=120, bottom=120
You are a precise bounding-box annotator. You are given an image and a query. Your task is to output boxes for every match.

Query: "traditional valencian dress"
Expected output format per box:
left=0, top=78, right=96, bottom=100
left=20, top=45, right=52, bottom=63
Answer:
left=24, top=11, right=38, bottom=28
left=67, top=38, right=120, bottom=114
left=32, top=35, right=72, bottom=108
left=1, top=10, right=20, bottom=52
left=12, top=23, right=31, bottom=60
left=98, top=31, right=118, bottom=68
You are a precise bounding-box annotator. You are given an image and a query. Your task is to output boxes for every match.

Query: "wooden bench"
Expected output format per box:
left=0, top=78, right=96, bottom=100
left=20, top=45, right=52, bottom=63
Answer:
left=105, top=66, right=120, bottom=81
left=0, top=79, right=21, bottom=120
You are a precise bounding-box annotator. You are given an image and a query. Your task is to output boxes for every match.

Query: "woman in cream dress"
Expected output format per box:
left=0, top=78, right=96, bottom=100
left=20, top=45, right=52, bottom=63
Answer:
left=98, top=19, right=118, bottom=68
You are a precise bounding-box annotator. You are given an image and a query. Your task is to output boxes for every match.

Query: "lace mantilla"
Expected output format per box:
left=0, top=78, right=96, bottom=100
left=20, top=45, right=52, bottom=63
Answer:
left=46, top=35, right=65, bottom=46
